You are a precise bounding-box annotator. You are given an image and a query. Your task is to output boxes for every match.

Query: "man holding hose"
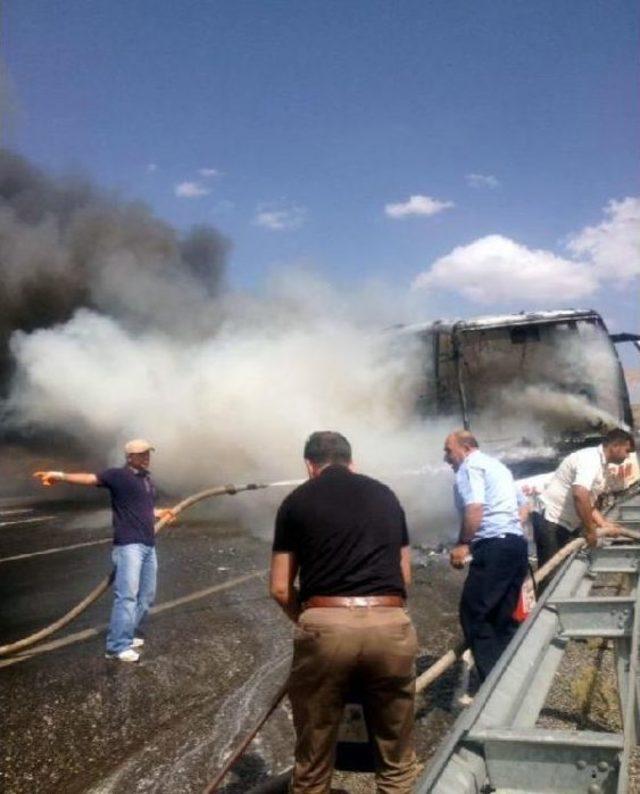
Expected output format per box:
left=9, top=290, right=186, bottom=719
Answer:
left=34, top=439, right=174, bottom=663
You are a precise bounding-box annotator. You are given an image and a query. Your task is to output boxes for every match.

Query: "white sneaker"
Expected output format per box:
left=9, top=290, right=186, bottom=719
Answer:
left=105, top=648, right=140, bottom=662
left=132, top=637, right=145, bottom=649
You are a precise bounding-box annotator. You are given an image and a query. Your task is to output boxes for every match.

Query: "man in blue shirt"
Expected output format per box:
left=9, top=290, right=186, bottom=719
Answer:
left=444, top=430, right=528, bottom=681
left=35, top=439, right=174, bottom=662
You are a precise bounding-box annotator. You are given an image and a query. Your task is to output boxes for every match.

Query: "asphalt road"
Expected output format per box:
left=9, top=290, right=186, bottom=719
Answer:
left=0, top=497, right=464, bottom=794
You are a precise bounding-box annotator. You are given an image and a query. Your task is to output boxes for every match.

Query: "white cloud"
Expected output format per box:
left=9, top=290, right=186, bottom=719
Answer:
left=254, top=204, right=306, bottom=231
left=412, top=234, right=598, bottom=303
left=411, top=196, right=639, bottom=305
left=198, top=168, right=219, bottom=178
left=566, top=197, right=640, bottom=282
left=174, top=181, right=210, bottom=198
left=385, top=194, right=454, bottom=219
left=466, top=173, right=499, bottom=189
left=146, top=163, right=158, bottom=173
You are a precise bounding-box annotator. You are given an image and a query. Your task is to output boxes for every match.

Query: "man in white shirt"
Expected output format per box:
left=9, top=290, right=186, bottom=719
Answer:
left=535, top=428, right=635, bottom=570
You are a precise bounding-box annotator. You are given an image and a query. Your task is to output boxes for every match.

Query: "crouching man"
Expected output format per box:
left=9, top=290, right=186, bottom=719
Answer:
left=534, top=428, right=635, bottom=570
left=270, top=431, right=417, bottom=793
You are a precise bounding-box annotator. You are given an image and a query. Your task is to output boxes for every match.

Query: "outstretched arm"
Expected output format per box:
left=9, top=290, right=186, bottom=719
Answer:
left=34, top=471, right=98, bottom=487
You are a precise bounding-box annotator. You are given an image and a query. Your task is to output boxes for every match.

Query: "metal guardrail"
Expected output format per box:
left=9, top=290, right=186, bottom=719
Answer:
left=417, top=485, right=640, bottom=794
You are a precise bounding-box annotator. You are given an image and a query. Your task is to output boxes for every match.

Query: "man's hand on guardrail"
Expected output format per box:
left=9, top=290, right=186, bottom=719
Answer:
left=584, top=527, right=600, bottom=548
left=602, top=522, right=622, bottom=538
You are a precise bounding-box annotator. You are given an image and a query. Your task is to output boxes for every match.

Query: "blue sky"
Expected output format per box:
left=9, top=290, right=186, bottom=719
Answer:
left=3, top=1, right=639, bottom=346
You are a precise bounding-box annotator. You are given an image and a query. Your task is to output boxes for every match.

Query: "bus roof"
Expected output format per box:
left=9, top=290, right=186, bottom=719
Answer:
left=391, top=308, right=603, bottom=336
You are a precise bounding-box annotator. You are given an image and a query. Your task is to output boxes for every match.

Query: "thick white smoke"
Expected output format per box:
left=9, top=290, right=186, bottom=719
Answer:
left=3, top=272, right=457, bottom=540
left=4, top=274, right=631, bottom=540
left=0, top=151, right=457, bottom=540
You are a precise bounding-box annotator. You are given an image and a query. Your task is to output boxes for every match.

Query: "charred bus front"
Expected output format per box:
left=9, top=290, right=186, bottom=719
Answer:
left=398, top=309, right=634, bottom=476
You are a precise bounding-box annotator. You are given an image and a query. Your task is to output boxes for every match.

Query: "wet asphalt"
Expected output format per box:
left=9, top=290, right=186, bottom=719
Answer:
left=1, top=497, right=464, bottom=794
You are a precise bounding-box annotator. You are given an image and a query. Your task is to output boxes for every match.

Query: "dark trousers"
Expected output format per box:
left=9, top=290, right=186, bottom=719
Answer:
left=460, top=534, right=528, bottom=682
left=532, top=512, right=576, bottom=569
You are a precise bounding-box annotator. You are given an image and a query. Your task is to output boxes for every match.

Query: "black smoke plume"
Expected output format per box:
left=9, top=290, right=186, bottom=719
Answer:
left=0, top=150, right=230, bottom=390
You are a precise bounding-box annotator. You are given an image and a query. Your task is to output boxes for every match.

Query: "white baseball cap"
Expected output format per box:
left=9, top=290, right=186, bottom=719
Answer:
left=124, top=439, right=155, bottom=455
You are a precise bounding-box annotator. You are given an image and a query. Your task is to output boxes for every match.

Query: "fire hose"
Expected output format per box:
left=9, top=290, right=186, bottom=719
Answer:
left=204, top=524, right=640, bottom=793
left=0, top=482, right=270, bottom=657
left=6, top=477, right=640, bottom=786
left=415, top=525, right=640, bottom=692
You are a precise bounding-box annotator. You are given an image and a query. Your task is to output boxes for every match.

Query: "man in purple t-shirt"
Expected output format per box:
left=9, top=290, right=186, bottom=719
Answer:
left=35, top=439, right=174, bottom=662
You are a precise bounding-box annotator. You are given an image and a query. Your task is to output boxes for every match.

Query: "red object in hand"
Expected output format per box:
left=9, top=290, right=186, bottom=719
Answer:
left=513, top=578, right=536, bottom=623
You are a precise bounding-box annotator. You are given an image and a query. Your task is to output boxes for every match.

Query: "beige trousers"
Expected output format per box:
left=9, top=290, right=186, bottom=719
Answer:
left=288, top=606, right=418, bottom=794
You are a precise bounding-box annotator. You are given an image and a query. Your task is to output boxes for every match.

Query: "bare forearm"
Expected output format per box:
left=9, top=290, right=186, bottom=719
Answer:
left=61, top=473, right=98, bottom=486
left=459, top=504, right=483, bottom=543
left=573, top=492, right=597, bottom=532
left=272, top=588, right=301, bottom=623
left=591, top=509, right=612, bottom=528
left=34, top=470, right=97, bottom=487
left=571, top=486, right=602, bottom=546
left=400, top=546, right=412, bottom=587
left=269, top=551, right=300, bottom=622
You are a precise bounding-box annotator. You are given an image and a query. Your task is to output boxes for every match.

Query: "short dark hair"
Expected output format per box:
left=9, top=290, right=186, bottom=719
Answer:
left=603, top=428, right=636, bottom=451
left=303, top=431, right=352, bottom=465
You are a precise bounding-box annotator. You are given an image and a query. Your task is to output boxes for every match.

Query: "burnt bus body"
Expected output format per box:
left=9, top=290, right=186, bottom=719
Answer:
left=403, top=310, right=634, bottom=477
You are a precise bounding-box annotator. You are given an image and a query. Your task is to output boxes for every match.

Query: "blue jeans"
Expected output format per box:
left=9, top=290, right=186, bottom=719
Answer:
left=106, top=544, right=158, bottom=654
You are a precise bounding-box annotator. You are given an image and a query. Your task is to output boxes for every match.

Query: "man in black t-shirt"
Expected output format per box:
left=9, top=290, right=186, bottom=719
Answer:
left=270, top=431, right=417, bottom=793
left=35, top=439, right=174, bottom=663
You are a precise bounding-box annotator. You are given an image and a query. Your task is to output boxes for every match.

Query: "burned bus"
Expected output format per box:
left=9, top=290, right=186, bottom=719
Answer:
left=396, top=309, right=635, bottom=476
